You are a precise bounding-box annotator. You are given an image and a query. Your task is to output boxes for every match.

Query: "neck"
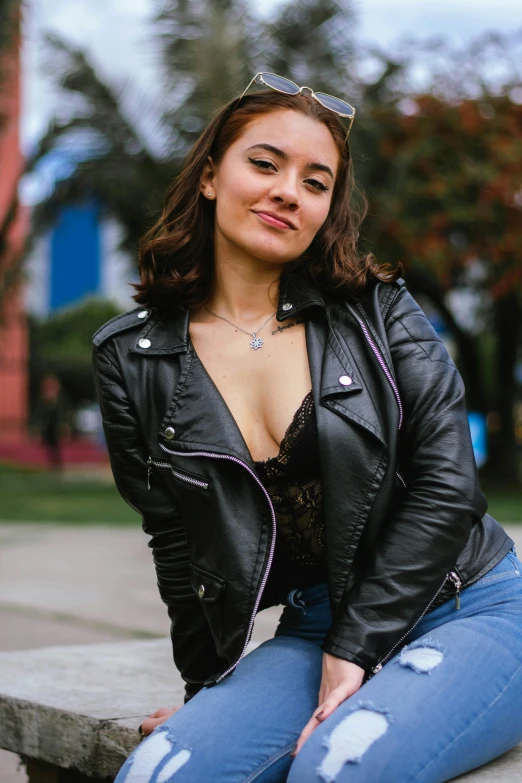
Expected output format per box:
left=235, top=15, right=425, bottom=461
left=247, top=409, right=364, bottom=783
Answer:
left=207, top=242, right=285, bottom=324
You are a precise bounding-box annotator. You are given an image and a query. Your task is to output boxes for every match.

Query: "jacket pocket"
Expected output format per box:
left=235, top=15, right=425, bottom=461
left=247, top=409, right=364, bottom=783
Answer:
left=190, top=564, right=226, bottom=603
left=172, top=467, right=210, bottom=492
left=147, top=455, right=210, bottom=493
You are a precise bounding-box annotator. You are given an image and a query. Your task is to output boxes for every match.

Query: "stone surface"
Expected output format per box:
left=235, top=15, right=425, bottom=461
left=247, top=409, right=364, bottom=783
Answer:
left=0, top=639, right=181, bottom=778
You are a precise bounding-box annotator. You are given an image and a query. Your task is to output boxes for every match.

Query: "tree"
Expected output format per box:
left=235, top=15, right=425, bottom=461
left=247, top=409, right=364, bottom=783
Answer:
left=29, top=297, right=122, bottom=408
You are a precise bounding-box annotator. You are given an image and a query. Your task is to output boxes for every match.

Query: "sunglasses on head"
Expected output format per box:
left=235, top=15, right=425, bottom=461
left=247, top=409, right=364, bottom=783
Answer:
left=234, top=72, right=356, bottom=142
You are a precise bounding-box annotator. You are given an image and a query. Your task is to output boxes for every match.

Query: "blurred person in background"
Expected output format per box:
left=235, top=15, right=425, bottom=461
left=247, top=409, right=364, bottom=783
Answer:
left=93, top=75, right=522, bottom=783
left=35, top=373, right=67, bottom=471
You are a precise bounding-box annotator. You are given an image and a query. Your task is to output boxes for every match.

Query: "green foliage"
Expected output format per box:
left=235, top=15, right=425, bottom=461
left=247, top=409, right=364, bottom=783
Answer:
left=29, top=298, right=122, bottom=406
left=31, top=298, right=121, bottom=362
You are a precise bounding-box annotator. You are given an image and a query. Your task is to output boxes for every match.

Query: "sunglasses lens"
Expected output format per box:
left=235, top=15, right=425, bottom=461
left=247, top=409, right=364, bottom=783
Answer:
left=261, top=72, right=300, bottom=95
left=315, top=93, right=356, bottom=117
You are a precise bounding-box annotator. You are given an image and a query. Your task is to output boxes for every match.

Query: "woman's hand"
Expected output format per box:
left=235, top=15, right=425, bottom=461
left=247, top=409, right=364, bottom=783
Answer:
left=291, top=653, right=365, bottom=757
left=139, top=706, right=182, bottom=737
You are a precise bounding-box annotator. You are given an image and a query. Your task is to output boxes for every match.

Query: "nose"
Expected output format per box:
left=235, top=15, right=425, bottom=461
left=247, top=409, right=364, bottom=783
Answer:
left=268, top=172, right=300, bottom=209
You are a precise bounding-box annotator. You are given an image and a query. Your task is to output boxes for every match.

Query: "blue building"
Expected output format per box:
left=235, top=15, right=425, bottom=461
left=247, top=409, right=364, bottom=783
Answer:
left=25, top=199, right=136, bottom=316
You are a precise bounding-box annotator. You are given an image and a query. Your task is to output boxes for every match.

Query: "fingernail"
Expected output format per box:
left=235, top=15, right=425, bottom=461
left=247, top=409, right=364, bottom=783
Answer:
left=316, top=710, right=324, bottom=719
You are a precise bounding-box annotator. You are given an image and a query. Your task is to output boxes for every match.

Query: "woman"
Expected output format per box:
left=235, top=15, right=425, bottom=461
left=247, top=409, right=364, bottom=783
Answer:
left=93, top=74, right=522, bottom=782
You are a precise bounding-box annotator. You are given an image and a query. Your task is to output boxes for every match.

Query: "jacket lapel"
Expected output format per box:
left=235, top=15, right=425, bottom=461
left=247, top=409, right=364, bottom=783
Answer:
left=310, top=306, right=387, bottom=449
left=161, top=342, right=254, bottom=465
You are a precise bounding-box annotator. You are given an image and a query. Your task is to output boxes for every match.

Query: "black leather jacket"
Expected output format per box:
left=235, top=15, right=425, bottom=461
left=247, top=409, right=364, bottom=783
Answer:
left=92, top=274, right=512, bottom=702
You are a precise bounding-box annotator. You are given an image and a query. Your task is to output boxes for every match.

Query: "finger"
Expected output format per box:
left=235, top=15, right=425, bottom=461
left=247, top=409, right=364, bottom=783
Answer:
left=140, top=708, right=178, bottom=736
left=291, top=690, right=351, bottom=757
left=290, top=711, right=326, bottom=757
left=152, top=707, right=178, bottom=719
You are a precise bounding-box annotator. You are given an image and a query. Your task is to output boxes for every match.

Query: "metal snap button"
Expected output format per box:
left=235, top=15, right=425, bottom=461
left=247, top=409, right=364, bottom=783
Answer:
left=282, top=303, right=293, bottom=311
left=138, top=338, right=151, bottom=349
left=164, top=427, right=175, bottom=440
left=339, top=375, right=353, bottom=386
left=198, top=584, right=205, bottom=598
left=137, top=310, right=149, bottom=319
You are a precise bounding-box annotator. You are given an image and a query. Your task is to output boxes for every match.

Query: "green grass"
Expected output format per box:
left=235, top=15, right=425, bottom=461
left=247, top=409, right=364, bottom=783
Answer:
left=0, top=465, right=139, bottom=524
left=0, top=465, right=520, bottom=525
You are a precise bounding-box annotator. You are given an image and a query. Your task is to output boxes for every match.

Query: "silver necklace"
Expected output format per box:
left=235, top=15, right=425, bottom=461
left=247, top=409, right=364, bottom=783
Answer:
left=205, top=306, right=277, bottom=350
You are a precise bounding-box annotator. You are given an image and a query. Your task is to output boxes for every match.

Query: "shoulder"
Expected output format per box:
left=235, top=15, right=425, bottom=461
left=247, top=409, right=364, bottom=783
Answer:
left=373, top=276, right=406, bottom=321
left=92, top=307, right=152, bottom=349
left=352, top=275, right=406, bottom=322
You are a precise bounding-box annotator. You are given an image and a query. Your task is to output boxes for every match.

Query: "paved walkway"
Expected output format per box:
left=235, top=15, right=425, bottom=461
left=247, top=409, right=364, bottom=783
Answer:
left=1, top=522, right=520, bottom=781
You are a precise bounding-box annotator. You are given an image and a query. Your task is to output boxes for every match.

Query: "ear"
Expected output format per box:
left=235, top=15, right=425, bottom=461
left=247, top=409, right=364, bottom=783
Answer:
left=200, top=155, right=217, bottom=198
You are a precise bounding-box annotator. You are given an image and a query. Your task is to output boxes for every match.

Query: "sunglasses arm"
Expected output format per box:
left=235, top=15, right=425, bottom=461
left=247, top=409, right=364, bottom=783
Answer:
left=235, top=73, right=263, bottom=107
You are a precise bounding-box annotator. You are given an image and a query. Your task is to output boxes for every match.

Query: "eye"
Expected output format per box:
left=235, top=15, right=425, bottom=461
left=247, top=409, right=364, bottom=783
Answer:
left=248, top=157, right=276, bottom=171
left=306, top=178, right=329, bottom=192
left=248, top=158, right=329, bottom=193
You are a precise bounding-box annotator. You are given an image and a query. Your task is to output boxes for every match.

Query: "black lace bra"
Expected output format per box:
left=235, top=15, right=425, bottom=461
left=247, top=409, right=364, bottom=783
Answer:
left=254, top=389, right=328, bottom=609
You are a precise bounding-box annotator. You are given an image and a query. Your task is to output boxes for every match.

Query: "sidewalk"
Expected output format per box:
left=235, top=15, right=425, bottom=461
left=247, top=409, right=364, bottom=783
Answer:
left=0, top=521, right=281, bottom=780
left=1, top=522, right=521, bottom=781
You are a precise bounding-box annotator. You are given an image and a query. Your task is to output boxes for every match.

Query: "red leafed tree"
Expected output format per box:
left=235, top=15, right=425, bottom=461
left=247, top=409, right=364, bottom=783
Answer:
left=358, top=89, right=522, bottom=481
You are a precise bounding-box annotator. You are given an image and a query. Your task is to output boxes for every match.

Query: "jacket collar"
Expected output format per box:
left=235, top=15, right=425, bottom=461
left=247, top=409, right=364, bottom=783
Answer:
left=129, top=273, right=326, bottom=356
left=150, top=274, right=388, bottom=459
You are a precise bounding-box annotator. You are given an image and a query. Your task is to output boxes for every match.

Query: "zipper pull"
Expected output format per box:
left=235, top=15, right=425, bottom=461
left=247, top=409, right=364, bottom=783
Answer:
left=146, top=456, right=152, bottom=490
left=372, top=662, right=383, bottom=675
left=448, top=571, right=462, bottom=610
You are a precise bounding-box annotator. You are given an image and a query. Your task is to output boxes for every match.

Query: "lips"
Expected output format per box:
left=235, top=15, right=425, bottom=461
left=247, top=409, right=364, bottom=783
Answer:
left=253, top=211, right=297, bottom=230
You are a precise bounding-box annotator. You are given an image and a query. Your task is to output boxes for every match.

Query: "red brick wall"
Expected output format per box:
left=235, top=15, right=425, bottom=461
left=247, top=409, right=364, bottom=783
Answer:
left=0, top=16, right=28, bottom=443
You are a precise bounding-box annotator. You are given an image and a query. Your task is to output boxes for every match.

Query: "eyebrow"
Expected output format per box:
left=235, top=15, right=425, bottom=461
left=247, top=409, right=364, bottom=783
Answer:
left=246, top=143, right=335, bottom=180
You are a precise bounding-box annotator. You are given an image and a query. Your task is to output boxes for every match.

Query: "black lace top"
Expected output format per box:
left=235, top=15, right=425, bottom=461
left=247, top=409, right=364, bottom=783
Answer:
left=254, top=389, right=328, bottom=610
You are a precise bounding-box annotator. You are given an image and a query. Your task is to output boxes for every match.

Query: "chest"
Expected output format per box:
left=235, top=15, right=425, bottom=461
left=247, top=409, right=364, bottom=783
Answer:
left=188, top=316, right=312, bottom=461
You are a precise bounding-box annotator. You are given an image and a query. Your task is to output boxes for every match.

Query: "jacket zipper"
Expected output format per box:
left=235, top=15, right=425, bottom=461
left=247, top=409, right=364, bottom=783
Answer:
left=353, top=302, right=465, bottom=674
left=172, top=469, right=209, bottom=491
left=147, top=456, right=171, bottom=490
left=448, top=570, right=462, bottom=609
left=354, top=301, right=405, bottom=487
left=159, top=443, right=277, bottom=684
left=396, top=470, right=407, bottom=488
left=355, top=302, right=404, bottom=430
left=370, top=568, right=462, bottom=676
left=148, top=456, right=209, bottom=491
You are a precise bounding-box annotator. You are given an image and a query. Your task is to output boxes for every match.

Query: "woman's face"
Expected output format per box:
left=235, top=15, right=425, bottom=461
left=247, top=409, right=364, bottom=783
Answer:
left=202, top=109, right=340, bottom=267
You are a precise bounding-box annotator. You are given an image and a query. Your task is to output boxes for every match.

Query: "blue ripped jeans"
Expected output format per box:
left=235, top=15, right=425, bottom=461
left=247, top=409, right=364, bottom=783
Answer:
left=115, top=547, right=522, bottom=783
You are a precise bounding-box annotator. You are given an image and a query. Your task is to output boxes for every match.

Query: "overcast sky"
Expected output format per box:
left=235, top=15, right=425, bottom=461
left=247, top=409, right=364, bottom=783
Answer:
left=21, top=0, right=521, bottom=151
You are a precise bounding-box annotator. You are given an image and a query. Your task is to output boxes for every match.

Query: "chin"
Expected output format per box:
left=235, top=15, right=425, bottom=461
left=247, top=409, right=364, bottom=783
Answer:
left=240, top=235, right=301, bottom=266
left=251, top=248, right=297, bottom=266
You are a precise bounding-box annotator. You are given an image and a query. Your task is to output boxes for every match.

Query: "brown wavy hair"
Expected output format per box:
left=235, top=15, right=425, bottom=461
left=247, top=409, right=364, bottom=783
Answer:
left=133, top=90, right=401, bottom=312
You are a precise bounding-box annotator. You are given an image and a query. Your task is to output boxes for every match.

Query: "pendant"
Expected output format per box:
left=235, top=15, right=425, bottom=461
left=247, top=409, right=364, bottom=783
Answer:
left=250, top=334, right=264, bottom=350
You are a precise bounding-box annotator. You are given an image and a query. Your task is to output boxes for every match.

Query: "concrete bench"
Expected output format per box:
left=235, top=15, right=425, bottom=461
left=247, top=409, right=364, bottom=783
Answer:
left=0, top=639, right=520, bottom=782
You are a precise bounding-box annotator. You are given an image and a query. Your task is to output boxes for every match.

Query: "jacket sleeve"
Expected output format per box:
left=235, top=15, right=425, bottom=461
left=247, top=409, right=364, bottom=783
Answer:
left=322, top=284, right=486, bottom=672
left=92, top=340, right=226, bottom=702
